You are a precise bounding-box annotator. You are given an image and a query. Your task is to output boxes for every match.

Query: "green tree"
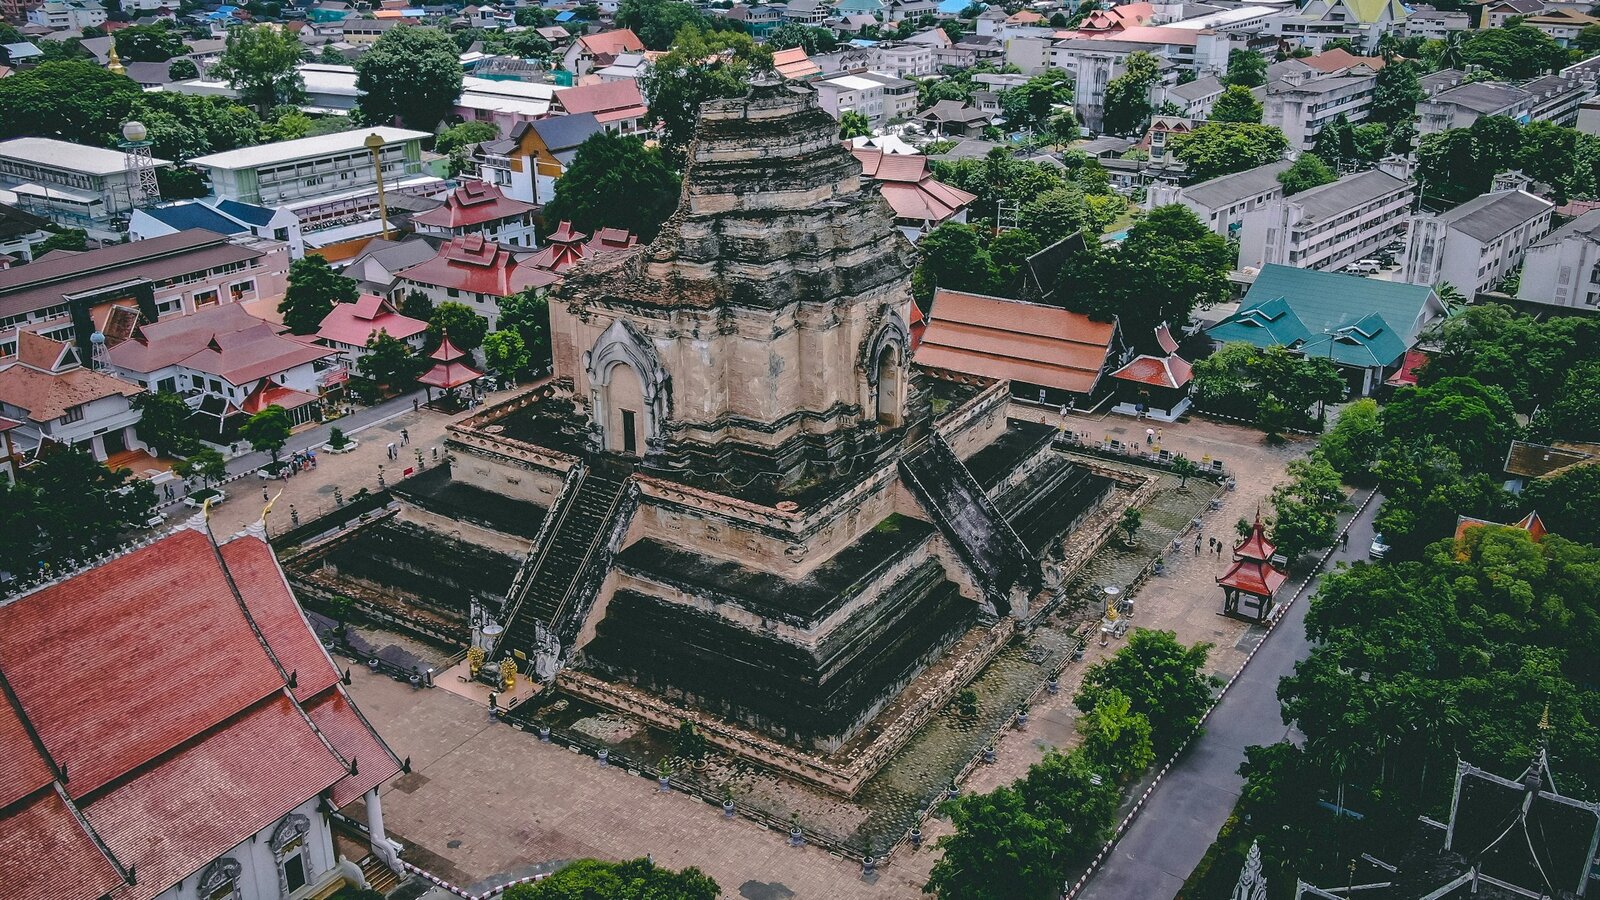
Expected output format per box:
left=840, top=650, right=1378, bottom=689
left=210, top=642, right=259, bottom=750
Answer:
left=0, top=445, right=157, bottom=575
left=114, top=23, right=188, bottom=61
left=260, top=107, right=312, bottom=142
left=1117, top=507, right=1142, bottom=543
left=358, top=331, right=422, bottom=387
left=1277, top=153, right=1336, bottom=196
left=280, top=254, right=358, bottom=336
left=175, top=447, right=228, bottom=486
left=1101, top=50, right=1159, bottom=136
left=400, top=289, right=435, bottom=322
left=1224, top=48, right=1267, bottom=87
left=501, top=858, right=719, bottom=900
left=319, top=45, right=348, bottom=64
left=1521, top=465, right=1600, bottom=546
left=838, top=109, right=872, bottom=140
left=494, top=289, right=551, bottom=367
left=641, top=28, right=770, bottom=163
left=1578, top=23, right=1600, bottom=52
left=1055, top=204, right=1232, bottom=347
left=543, top=132, right=681, bottom=242
left=1170, top=121, right=1290, bottom=182
left=913, top=221, right=996, bottom=302
left=436, top=120, right=499, bottom=176
left=998, top=70, right=1074, bottom=134
left=132, top=390, right=199, bottom=457
left=987, top=228, right=1040, bottom=292
left=1381, top=376, right=1519, bottom=473
left=1017, top=748, right=1120, bottom=861
left=128, top=91, right=262, bottom=161
left=167, top=57, right=199, bottom=80
left=1209, top=84, right=1262, bottom=123
left=1076, top=628, right=1217, bottom=754
left=925, top=786, right=1068, bottom=900
left=0, top=60, right=141, bottom=144
left=33, top=229, right=88, bottom=256
left=429, top=301, right=489, bottom=352
left=354, top=26, right=463, bottom=130
left=1268, top=453, right=1345, bottom=562
left=617, top=0, right=713, bottom=49
left=765, top=22, right=838, bottom=54
left=240, top=405, right=292, bottom=461
left=1318, top=398, right=1381, bottom=480
left=1419, top=303, right=1598, bottom=412
left=1369, top=58, right=1424, bottom=125
left=211, top=24, right=306, bottom=115
left=483, top=329, right=530, bottom=378
left=1077, top=687, right=1155, bottom=780
left=1461, top=24, right=1569, bottom=78
left=1530, top=362, right=1600, bottom=443
left=1019, top=184, right=1094, bottom=245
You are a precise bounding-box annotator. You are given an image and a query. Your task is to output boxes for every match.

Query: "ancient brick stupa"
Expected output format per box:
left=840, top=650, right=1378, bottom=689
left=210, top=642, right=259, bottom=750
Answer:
left=299, top=81, right=1122, bottom=781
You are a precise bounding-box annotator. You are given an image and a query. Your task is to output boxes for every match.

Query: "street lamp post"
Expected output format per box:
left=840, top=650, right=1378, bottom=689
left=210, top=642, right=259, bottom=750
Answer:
left=365, top=132, right=390, bottom=239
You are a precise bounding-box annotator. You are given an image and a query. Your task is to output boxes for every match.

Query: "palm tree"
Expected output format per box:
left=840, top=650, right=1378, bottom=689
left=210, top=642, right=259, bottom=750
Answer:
left=1439, top=31, right=1466, bottom=71
left=1435, top=282, right=1469, bottom=315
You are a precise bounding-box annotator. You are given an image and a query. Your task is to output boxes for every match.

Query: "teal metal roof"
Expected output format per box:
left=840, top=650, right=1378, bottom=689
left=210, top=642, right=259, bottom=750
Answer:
left=1206, top=265, right=1437, bottom=369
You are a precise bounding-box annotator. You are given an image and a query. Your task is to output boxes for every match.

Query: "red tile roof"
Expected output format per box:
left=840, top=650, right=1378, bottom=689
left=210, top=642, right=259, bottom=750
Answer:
left=0, top=528, right=400, bottom=900
left=317, top=294, right=427, bottom=348
left=107, top=303, right=334, bottom=386
left=772, top=46, right=821, bottom=80
left=1234, top=515, right=1276, bottom=562
left=578, top=28, right=644, bottom=56
left=915, top=289, right=1117, bottom=394
left=16, top=330, right=71, bottom=371
left=852, top=148, right=977, bottom=223
left=1111, top=354, right=1192, bottom=389
left=410, top=181, right=537, bottom=230
left=399, top=234, right=560, bottom=298
left=554, top=79, right=647, bottom=122
left=1384, top=347, right=1428, bottom=388
left=417, top=359, right=483, bottom=389
left=0, top=789, right=128, bottom=900
left=1217, top=558, right=1287, bottom=597
left=0, top=359, right=142, bottom=423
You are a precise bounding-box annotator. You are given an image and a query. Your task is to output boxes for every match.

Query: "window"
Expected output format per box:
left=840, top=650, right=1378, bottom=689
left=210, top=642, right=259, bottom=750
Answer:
left=230, top=280, right=256, bottom=301
left=271, top=813, right=312, bottom=897
left=61, top=404, right=84, bottom=424
left=198, top=859, right=242, bottom=900
left=447, top=287, right=460, bottom=298
left=274, top=227, right=290, bottom=241
left=194, top=289, right=220, bottom=308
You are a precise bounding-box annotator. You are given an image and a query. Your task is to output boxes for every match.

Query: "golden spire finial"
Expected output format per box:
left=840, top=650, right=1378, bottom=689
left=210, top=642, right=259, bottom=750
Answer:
left=107, top=43, right=125, bottom=77
left=1539, top=702, right=1551, bottom=733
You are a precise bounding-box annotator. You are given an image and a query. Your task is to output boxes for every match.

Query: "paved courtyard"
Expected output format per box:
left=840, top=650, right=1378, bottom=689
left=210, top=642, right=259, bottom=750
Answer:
left=340, top=410, right=1314, bottom=898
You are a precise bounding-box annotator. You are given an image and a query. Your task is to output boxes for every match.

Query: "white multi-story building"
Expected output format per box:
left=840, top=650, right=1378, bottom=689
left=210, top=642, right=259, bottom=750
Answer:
left=188, top=127, right=441, bottom=231
left=1146, top=159, right=1293, bottom=239
left=872, top=41, right=937, bottom=78
left=1238, top=168, right=1413, bottom=272
left=0, top=137, right=173, bottom=241
left=26, top=0, right=105, bottom=29
left=1517, top=209, right=1600, bottom=308
left=1403, top=188, right=1554, bottom=297
left=1156, top=74, right=1225, bottom=118
left=0, top=332, right=142, bottom=462
left=1266, top=0, right=1409, bottom=52
left=1403, top=7, right=1471, bottom=38
left=1264, top=60, right=1378, bottom=149
left=1525, top=72, right=1597, bottom=126
left=812, top=71, right=919, bottom=128
left=1007, top=28, right=1236, bottom=132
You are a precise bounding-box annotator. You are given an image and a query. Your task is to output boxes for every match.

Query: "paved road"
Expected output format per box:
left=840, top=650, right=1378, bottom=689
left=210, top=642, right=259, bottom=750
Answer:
left=1077, top=489, right=1381, bottom=900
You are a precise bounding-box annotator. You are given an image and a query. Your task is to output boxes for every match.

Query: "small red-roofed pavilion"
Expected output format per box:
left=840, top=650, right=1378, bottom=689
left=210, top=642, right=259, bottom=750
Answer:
left=1219, top=514, right=1286, bottom=622
left=417, top=331, right=483, bottom=408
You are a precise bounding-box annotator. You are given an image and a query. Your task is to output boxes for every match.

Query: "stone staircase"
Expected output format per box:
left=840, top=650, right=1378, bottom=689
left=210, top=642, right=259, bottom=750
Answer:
left=900, top=434, right=1038, bottom=617
left=358, top=854, right=400, bottom=894
left=496, top=464, right=634, bottom=670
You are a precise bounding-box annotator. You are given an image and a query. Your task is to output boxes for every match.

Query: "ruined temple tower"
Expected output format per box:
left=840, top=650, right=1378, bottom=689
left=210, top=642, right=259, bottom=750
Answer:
left=296, top=82, right=1124, bottom=774
left=552, top=78, right=923, bottom=490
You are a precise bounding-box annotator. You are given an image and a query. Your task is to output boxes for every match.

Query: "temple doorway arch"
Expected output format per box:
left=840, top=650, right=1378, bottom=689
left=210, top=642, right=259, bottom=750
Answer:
left=603, top=360, right=646, bottom=454
left=585, top=319, right=668, bottom=456
left=875, top=343, right=903, bottom=427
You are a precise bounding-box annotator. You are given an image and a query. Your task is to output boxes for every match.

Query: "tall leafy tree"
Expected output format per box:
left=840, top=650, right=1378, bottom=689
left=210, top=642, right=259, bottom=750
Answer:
left=1019, top=184, right=1095, bottom=245
left=428, top=302, right=489, bottom=352
left=641, top=28, right=770, bottom=163
left=1223, top=48, right=1267, bottom=87
left=211, top=24, right=305, bottom=115
left=1277, top=153, right=1336, bottom=195
left=926, top=786, right=1067, bottom=900
left=0, top=446, right=157, bottom=577
left=543, top=132, right=681, bottom=242
left=765, top=22, right=838, bottom=54
left=1268, top=454, right=1345, bottom=562
left=1077, top=687, right=1155, bottom=781
left=167, top=57, right=199, bottom=80
left=358, top=331, right=423, bottom=387
left=1460, top=24, right=1569, bottom=78
left=114, top=24, right=189, bottom=61
left=354, top=26, right=463, bottom=131
left=1209, top=84, right=1262, bottom=123
left=495, top=289, right=551, bottom=367
left=997, top=70, right=1074, bottom=134
left=483, top=330, right=530, bottom=378
left=1522, top=465, right=1600, bottom=546
left=1170, top=122, right=1289, bottom=181
left=1076, top=628, right=1218, bottom=754
left=1056, top=204, right=1232, bottom=347
left=0, top=60, right=140, bottom=143
left=837, top=110, right=872, bottom=140
left=913, top=222, right=996, bottom=302
left=127, top=92, right=263, bottom=161
left=1100, top=50, right=1159, bottom=136
left=617, top=0, right=715, bottom=49
left=240, top=405, right=292, bottom=461
left=132, top=390, right=199, bottom=457
left=1318, top=398, right=1382, bottom=480
left=280, top=254, right=357, bottom=335
left=1369, top=58, right=1424, bottom=125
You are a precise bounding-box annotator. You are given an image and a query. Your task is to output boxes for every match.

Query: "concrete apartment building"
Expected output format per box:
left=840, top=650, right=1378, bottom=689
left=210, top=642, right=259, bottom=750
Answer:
left=0, top=137, right=173, bottom=241
left=1238, top=168, right=1413, bottom=272
left=1403, top=8, right=1471, bottom=39
left=0, top=229, right=288, bottom=364
left=26, top=0, right=104, bottom=29
left=1525, top=72, right=1597, bottom=126
left=1266, top=0, right=1409, bottom=51
left=813, top=71, right=919, bottom=128
left=1403, top=188, right=1554, bottom=296
left=1146, top=159, right=1293, bottom=239
left=872, top=41, right=937, bottom=78
left=187, top=127, right=439, bottom=231
left=1417, top=80, right=1534, bottom=133
left=1264, top=60, right=1378, bottom=148
left=1517, top=209, right=1600, bottom=308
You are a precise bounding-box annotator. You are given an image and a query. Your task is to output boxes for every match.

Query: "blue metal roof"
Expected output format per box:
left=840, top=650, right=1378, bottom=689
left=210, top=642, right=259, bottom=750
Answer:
left=215, top=198, right=276, bottom=227
left=143, top=203, right=245, bottom=235
left=554, top=10, right=576, bottom=20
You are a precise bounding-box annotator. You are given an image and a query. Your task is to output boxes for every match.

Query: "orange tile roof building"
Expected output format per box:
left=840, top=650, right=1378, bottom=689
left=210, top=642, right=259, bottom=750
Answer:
left=850, top=147, right=977, bottom=241
left=914, top=288, right=1123, bottom=406
left=0, top=527, right=403, bottom=900
left=0, top=331, right=143, bottom=463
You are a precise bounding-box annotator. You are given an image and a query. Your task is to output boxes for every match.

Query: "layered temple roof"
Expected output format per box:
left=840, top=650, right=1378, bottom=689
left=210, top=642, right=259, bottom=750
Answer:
left=560, top=79, right=917, bottom=311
